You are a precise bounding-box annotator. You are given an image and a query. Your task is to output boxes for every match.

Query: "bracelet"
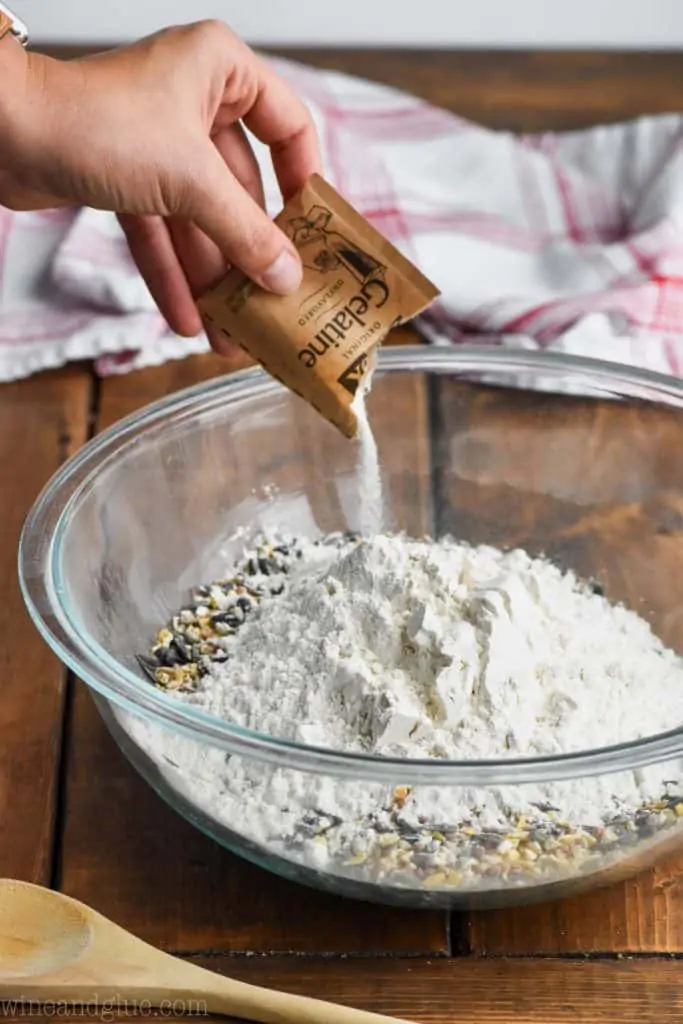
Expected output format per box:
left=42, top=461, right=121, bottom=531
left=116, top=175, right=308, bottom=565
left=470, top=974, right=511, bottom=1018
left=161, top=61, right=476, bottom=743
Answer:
left=0, top=2, right=28, bottom=47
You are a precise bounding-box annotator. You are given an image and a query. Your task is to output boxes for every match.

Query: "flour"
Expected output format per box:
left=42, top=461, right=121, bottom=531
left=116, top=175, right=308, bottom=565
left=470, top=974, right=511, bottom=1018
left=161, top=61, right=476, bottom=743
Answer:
left=119, top=532, right=683, bottom=890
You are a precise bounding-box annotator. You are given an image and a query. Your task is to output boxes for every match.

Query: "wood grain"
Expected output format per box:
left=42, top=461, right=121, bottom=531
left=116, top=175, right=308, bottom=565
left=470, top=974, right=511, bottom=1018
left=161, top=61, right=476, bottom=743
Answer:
left=192, top=957, right=683, bottom=1023
left=58, top=333, right=447, bottom=954
left=271, top=49, right=683, bottom=131
left=6, top=957, right=683, bottom=1022
left=94, top=326, right=420, bottom=426
left=469, top=852, right=683, bottom=954
left=431, top=378, right=683, bottom=952
left=0, top=367, right=91, bottom=882
left=39, top=47, right=683, bottom=132
left=60, top=680, right=448, bottom=955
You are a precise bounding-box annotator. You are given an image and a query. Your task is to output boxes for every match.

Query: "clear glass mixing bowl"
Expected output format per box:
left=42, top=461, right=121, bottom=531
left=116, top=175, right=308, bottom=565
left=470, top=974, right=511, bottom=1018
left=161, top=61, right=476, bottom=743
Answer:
left=19, top=347, right=683, bottom=909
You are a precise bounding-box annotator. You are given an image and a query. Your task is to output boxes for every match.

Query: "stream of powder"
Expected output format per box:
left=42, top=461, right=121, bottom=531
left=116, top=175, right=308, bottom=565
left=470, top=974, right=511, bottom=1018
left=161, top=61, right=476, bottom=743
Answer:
left=353, top=389, right=385, bottom=536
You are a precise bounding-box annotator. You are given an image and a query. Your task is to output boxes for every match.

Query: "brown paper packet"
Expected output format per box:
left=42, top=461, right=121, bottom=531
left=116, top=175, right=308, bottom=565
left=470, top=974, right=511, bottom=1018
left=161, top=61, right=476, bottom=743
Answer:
left=198, top=174, right=440, bottom=438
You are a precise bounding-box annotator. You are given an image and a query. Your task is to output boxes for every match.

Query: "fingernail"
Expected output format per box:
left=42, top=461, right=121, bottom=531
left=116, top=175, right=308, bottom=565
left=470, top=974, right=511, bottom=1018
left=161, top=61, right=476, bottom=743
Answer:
left=260, top=250, right=302, bottom=295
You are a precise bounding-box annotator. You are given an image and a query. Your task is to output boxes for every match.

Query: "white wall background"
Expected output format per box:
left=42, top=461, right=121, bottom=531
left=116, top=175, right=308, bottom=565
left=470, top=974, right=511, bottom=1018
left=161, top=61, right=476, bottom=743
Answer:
left=20, top=0, right=683, bottom=48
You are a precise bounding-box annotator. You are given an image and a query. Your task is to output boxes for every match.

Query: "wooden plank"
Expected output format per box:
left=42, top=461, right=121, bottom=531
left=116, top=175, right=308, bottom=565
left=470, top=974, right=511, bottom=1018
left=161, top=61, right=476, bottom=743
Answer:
left=469, top=853, right=683, bottom=955
left=190, top=957, right=683, bottom=1023
left=40, top=48, right=683, bottom=133
left=60, top=690, right=448, bottom=954
left=431, top=378, right=683, bottom=952
left=0, top=367, right=91, bottom=883
left=271, top=50, right=683, bottom=132
left=59, top=336, right=448, bottom=953
left=96, top=350, right=251, bottom=418
left=6, top=958, right=683, bottom=1023
left=94, top=325, right=420, bottom=424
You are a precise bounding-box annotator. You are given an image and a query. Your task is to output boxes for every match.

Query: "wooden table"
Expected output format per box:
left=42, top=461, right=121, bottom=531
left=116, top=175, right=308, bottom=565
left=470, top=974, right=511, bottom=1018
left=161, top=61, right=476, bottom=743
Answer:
left=3, top=49, right=683, bottom=1022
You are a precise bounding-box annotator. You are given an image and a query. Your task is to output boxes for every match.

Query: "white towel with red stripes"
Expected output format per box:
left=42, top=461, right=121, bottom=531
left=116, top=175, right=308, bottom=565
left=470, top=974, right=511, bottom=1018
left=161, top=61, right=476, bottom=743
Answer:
left=1, top=56, right=682, bottom=382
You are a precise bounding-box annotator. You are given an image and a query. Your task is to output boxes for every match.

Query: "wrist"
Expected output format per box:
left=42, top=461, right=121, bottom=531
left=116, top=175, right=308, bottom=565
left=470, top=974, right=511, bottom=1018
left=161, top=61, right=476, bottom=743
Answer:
left=0, top=44, right=74, bottom=181
left=0, top=34, right=33, bottom=169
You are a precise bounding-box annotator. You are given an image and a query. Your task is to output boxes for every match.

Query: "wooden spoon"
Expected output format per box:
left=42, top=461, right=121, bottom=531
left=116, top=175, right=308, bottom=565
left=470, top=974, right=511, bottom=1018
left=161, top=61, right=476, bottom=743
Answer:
left=0, top=879, right=412, bottom=1023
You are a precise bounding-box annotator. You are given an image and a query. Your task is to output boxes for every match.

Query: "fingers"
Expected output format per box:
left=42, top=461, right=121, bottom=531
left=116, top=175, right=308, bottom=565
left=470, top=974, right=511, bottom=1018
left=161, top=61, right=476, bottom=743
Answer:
left=167, top=123, right=266, bottom=354
left=118, top=213, right=202, bottom=337
left=205, top=26, right=321, bottom=199
left=0, top=175, right=206, bottom=341
left=166, top=219, right=225, bottom=296
left=213, top=121, right=266, bottom=209
left=241, top=59, right=322, bottom=200
left=122, top=119, right=284, bottom=347
left=168, top=122, right=265, bottom=293
left=166, top=215, right=235, bottom=354
left=184, top=140, right=303, bottom=295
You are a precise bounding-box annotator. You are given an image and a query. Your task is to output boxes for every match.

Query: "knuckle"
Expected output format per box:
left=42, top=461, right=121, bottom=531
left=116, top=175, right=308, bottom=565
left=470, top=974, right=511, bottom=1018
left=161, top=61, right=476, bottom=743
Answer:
left=168, top=19, right=233, bottom=64
left=223, top=62, right=259, bottom=113
left=190, top=19, right=232, bottom=48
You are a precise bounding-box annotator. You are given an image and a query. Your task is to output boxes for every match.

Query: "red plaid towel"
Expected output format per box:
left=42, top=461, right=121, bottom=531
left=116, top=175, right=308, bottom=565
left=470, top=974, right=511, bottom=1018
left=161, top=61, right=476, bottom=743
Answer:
left=1, top=56, right=682, bottom=381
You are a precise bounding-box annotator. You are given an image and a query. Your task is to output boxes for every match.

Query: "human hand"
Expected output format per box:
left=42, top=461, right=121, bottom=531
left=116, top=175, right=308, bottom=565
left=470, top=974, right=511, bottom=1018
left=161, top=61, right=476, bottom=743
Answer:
left=0, top=22, right=321, bottom=345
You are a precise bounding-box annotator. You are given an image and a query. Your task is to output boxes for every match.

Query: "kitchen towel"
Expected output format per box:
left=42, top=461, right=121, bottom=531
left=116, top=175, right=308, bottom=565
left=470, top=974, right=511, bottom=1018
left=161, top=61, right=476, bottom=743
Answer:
left=1, top=56, right=682, bottom=381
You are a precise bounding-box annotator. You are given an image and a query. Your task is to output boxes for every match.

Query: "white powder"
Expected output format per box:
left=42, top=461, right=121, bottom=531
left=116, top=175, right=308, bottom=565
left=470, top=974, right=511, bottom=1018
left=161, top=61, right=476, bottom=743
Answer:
left=353, top=387, right=384, bottom=536
left=119, top=533, right=683, bottom=886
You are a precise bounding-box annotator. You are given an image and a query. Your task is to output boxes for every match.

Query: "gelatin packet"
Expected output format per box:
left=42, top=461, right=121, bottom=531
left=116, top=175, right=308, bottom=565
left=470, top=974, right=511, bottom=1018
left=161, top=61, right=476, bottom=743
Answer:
left=198, top=174, right=439, bottom=437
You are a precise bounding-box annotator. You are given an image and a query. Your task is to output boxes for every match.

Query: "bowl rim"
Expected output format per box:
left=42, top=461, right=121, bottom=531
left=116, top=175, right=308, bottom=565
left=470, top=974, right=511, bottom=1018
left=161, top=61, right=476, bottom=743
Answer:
left=19, top=344, right=683, bottom=785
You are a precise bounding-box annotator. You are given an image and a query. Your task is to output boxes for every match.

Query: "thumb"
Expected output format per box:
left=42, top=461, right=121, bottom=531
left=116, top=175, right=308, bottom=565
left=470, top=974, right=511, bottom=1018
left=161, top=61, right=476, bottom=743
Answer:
left=184, top=143, right=302, bottom=295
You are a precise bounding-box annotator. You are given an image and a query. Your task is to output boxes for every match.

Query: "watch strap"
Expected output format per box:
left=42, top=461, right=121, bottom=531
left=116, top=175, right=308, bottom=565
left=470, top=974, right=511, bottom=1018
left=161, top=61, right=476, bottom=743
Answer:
left=0, top=9, right=12, bottom=42
left=0, top=3, right=28, bottom=46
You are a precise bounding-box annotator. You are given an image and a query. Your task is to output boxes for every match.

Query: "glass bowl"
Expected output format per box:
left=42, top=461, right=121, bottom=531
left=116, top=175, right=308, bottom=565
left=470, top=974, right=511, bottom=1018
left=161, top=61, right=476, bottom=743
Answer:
left=19, top=347, right=683, bottom=910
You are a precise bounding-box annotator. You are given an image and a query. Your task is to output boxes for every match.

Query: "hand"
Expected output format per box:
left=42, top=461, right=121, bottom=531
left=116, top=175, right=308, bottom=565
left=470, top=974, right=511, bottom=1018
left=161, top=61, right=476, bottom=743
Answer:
left=0, top=23, right=321, bottom=345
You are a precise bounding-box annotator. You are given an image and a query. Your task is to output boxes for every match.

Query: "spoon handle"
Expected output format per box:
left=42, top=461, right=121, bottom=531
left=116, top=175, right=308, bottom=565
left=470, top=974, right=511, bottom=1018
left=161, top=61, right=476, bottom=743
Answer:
left=194, top=971, right=413, bottom=1024
left=0, top=879, right=413, bottom=1024
left=2, top=977, right=412, bottom=1024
